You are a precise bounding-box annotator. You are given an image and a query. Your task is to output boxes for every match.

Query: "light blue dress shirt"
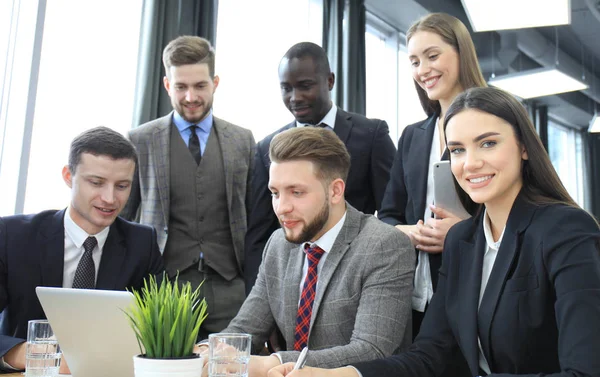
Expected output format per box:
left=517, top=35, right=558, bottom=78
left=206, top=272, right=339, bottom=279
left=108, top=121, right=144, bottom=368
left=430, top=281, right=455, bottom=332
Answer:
left=172, top=110, right=213, bottom=157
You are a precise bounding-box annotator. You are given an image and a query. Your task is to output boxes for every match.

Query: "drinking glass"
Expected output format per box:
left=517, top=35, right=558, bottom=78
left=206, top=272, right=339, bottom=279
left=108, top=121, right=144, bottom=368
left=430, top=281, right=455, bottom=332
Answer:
left=25, top=320, right=61, bottom=377
left=208, top=333, right=251, bottom=377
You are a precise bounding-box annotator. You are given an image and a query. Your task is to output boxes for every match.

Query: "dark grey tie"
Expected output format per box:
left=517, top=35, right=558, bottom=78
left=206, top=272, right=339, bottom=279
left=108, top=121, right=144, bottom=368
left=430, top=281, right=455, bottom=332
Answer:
left=314, top=122, right=327, bottom=128
left=72, top=236, right=97, bottom=289
left=188, top=125, right=201, bottom=165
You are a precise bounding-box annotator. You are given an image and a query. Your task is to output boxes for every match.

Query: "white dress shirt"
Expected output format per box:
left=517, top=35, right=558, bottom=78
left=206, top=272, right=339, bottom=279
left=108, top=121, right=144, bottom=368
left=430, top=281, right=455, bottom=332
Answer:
left=298, top=211, right=347, bottom=300
left=62, top=207, right=110, bottom=288
left=296, top=104, right=337, bottom=130
left=412, top=117, right=441, bottom=312
left=477, top=209, right=505, bottom=375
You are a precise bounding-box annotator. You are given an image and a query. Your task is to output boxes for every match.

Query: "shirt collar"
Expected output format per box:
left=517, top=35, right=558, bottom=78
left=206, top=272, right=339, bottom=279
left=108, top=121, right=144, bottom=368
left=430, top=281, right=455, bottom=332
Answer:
left=482, top=208, right=504, bottom=251
left=296, top=104, right=337, bottom=129
left=64, top=206, right=110, bottom=250
left=172, top=109, right=214, bottom=133
left=303, top=210, right=347, bottom=254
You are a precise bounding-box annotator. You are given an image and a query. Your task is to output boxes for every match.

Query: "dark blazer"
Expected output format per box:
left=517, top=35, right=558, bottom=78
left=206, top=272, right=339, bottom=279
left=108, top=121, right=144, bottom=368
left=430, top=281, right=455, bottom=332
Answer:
left=377, top=114, right=445, bottom=289
left=243, top=108, right=396, bottom=292
left=0, top=209, right=165, bottom=359
left=354, top=196, right=600, bottom=377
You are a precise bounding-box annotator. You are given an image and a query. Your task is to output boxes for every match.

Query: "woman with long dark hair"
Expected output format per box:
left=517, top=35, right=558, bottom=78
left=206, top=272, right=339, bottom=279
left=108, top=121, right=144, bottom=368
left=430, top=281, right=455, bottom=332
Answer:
left=269, top=86, right=600, bottom=377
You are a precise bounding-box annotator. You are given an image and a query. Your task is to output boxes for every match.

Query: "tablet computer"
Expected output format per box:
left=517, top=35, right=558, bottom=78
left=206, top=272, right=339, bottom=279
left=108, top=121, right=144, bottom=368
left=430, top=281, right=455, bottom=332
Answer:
left=432, top=160, right=471, bottom=220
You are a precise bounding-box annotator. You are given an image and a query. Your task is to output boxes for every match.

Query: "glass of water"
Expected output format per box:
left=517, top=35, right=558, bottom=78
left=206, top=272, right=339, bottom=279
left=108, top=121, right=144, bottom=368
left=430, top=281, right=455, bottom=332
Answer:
left=208, top=333, right=251, bottom=377
left=26, top=320, right=61, bottom=377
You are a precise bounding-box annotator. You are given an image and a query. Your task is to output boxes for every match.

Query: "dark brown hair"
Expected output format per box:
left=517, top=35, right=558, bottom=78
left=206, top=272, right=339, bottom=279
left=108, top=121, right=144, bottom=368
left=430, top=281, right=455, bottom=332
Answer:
left=69, top=126, right=137, bottom=174
left=162, top=36, right=215, bottom=78
left=407, top=13, right=487, bottom=116
left=444, top=86, right=579, bottom=213
left=269, top=127, right=350, bottom=184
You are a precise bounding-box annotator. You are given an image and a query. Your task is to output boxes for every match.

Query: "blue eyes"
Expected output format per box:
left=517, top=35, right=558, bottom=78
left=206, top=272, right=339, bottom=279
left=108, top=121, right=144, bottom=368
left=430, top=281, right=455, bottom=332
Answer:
left=449, top=141, right=497, bottom=155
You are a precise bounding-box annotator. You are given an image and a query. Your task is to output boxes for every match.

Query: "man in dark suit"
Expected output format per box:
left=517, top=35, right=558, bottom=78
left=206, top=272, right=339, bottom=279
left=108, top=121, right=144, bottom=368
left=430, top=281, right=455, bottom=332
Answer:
left=244, top=42, right=396, bottom=293
left=0, top=127, right=164, bottom=372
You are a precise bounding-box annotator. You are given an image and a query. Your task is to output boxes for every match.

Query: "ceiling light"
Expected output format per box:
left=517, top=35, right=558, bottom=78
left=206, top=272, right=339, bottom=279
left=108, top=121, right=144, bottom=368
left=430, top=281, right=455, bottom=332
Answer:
left=590, top=113, right=600, bottom=133
left=488, top=67, right=588, bottom=99
left=461, top=0, right=570, bottom=32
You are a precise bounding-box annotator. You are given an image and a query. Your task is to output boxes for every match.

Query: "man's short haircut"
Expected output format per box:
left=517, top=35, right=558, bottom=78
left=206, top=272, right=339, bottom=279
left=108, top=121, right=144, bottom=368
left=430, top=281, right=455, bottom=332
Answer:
left=269, top=127, right=350, bottom=184
left=282, top=42, right=331, bottom=77
left=68, top=126, right=138, bottom=174
left=162, top=35, right=216, bottom=78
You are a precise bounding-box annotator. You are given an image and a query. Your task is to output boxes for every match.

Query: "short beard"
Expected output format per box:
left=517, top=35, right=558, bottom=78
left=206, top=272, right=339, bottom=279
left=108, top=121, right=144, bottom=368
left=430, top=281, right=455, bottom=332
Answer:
left=283, top=198, right=330, bottom=244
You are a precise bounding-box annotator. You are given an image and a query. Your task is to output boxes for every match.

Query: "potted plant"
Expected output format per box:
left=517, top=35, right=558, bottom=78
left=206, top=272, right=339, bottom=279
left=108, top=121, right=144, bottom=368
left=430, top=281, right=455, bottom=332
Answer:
left=124, top=273, right=208, bottom=377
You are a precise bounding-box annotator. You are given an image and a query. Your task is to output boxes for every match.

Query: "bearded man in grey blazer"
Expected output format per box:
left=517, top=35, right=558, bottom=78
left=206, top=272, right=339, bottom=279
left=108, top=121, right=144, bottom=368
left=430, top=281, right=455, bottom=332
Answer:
left=121, top=36, right=255, bottom=339
left=204, top=127, right=414, bottom=377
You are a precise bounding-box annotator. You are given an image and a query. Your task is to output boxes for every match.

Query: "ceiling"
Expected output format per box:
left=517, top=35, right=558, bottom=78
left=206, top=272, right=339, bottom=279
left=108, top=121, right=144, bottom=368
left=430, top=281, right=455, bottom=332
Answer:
left=364, top=0, right=600, bottom=129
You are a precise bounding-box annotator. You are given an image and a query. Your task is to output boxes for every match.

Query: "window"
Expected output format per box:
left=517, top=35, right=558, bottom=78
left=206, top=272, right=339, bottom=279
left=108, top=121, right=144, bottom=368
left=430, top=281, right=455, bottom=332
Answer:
left=0, top=0, right=40, bottom=215
left=19, top=0, right=143, bottom=214
left=547, top=120, right=588, bottom=208
left=214, top=0, right=323, bottom=142
left=365, top=13, right=424, bottom=145
left=365, top=19, right=399, bottom=142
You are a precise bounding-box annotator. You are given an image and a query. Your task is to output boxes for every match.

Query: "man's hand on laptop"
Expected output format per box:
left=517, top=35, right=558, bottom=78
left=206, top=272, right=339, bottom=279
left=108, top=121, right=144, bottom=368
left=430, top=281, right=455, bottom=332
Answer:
left=4, top=342, right=26, bottom=370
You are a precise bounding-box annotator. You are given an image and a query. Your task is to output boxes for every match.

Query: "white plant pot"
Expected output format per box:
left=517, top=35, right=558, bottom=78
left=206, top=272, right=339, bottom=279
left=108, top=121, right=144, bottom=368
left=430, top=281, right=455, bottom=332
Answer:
left=133, top=354, right=204, bottom=377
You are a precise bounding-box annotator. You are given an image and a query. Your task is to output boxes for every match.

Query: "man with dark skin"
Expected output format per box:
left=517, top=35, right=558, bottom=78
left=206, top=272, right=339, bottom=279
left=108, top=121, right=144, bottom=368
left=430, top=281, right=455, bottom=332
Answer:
left=244, top=42, right=396, bottom=296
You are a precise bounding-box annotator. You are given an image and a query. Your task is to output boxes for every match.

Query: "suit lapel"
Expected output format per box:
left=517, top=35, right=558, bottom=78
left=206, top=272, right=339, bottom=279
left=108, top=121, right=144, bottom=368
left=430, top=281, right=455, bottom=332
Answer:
left=476, top=195, right=536, bottom=370
left=332, top=109, right=352, bottom=144
left=213, top=118, right=235, bottom=218
left=310, top=207, right=358, bottom=328
left=284, top=244, right=305, bottom=344
left=408, top=115, right=437, bottom=219
left=96, top=220, right=127, bottom=290
left=458, top=217, right=486, bottom=372
left=40, top=210, right=67, bottom=287
left=151, top=114, right=172, bottom=226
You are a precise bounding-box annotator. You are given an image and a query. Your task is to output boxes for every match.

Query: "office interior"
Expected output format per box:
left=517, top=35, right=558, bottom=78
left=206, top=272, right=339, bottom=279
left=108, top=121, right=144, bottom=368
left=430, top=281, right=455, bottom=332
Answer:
left=1, top=0, right=599, bottom=220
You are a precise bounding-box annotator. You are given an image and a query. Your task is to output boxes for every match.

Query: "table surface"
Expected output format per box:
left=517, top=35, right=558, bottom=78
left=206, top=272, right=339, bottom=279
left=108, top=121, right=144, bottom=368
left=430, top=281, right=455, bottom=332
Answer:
left=2, top=372, right=71, bottom=377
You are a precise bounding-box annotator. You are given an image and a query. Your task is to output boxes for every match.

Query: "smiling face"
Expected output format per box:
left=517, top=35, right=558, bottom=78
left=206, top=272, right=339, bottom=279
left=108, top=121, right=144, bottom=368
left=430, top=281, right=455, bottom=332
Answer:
left=446, top=109, right=528, bottom=213
left=269, top=160, right=336, bottom=244
left=164, top=63, right=219, bottom=124
left=408, top=30, right=463, bottom=105
left=63, top=153, right=135, bottom=235
left=279, top=56, right=334, bottom=125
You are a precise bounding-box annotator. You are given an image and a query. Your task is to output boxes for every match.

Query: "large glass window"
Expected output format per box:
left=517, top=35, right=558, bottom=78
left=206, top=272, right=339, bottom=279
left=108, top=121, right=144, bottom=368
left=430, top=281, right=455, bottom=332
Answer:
left=365, top=13, right=424, bottom=145
left=548, top=120, right=588, bottom=208
left=365, top=20, right=398, bottom=142
left=0, top=0, right=41, bottom=215
left=0, top=0, right=143, bottom=215
left=214, top=0, right=323, bottom=142
left=21, top=0, right=143, bottom=214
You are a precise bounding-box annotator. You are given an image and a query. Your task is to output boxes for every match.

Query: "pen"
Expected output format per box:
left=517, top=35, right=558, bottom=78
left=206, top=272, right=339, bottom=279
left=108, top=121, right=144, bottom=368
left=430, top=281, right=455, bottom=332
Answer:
left=293, top=347, right=309, bottom=370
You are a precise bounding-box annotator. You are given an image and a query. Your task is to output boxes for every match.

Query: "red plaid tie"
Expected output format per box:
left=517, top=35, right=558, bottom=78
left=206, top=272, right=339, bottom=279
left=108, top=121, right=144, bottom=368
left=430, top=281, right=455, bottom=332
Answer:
left=294, top=244, right=325, bottom=350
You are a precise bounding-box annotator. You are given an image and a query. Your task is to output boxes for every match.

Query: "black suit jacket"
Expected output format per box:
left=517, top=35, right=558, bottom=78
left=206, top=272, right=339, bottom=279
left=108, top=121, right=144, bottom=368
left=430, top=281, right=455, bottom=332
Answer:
left=244, top=108, right=396, bottom=292
left=355, top=196, right=600, bottom=377
left=0, top=209, right=165, bottom=358
left=378, top=114, right=447, bottom=289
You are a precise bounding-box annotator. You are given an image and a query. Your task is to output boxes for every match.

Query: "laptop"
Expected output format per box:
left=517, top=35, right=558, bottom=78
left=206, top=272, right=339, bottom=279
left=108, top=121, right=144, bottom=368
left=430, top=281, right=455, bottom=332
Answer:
left=36, top=287, right=140, bottom=377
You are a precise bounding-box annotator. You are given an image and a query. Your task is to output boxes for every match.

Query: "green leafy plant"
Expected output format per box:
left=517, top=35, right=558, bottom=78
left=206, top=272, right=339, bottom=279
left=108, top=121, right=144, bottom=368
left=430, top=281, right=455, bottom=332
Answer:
left=124, top=273, right=208, bottom=358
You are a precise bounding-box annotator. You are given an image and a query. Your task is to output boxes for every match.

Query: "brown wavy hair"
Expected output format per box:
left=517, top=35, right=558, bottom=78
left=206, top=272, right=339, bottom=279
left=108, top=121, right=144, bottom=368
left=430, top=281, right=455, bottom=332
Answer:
left=407, top=13, right=487, bottom=116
